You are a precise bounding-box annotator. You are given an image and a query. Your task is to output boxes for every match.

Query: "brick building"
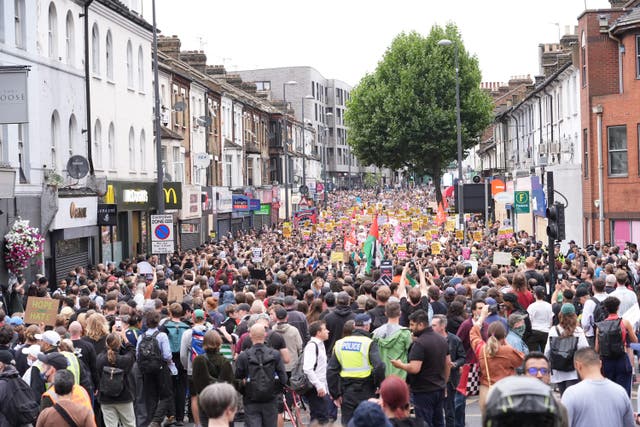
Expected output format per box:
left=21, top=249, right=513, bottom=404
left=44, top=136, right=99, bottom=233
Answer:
left=579, top=0, right=640, bottom=246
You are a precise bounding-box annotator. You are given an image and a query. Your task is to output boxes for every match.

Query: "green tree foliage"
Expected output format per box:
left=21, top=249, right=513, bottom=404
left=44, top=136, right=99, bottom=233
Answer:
left=345, top=24, right=493, bottom=203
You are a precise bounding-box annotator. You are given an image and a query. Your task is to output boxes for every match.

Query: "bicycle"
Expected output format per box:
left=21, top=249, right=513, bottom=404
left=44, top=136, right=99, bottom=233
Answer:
left=282, top=385, right=305, bottom=427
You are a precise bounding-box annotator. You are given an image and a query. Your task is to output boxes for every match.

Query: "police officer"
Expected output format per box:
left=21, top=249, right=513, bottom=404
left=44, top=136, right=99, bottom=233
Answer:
left=327, top=313, right=385, bottom=425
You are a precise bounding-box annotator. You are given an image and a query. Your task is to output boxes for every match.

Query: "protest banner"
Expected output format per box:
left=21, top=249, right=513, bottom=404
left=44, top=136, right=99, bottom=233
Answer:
left=168, top=285, right=184, bottom=303
left=25, top=297, right=59, bottom=326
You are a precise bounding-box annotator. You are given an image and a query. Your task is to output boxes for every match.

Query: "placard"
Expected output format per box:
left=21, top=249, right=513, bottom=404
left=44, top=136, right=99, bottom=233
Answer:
left=251, top=247, right=263, bottom=263
left=283, top=222, right=292, bottom=238
left=455, top=230, right=464, bottom=240
left=493, top=251, right=513, bottom=266
left=498, top=227, right=514, bottom=240
left=167, top=285, right=184, bottom=303
left=397, top=244, right=407, bottom=259
left=330, top=251, right=344, bottom=263
left=472, top=231, right=483, bottom=242
left=25, top=297, right=59, bottom=326
left=431, top=242, right=441, bottom=255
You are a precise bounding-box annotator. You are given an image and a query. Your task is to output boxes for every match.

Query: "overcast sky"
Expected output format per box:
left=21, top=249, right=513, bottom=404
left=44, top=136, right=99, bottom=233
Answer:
left=142, top=0, right=611, bottom=87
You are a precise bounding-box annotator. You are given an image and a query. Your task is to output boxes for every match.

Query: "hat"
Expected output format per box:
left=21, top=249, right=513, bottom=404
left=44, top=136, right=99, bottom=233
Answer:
left=181, top=302, right=193, bottom=314
left=485, top=297, right=498, bottom=307
left=560, top=303, right=576, bottom=315
left=0, top=350, right=13, bottom=364
left=194, top=309, right=206, bottom=319
left=575, top=287, right=589, bottom=298
left=8, top=316, right=23, bottom=326
left=502, top=293, right=518, bottom=304
left=354, top=313, right=372, bottom=327
left=455, top=285, right=467, bottom=296
left=21, top=344, right=41, bottom=357
left=37, top=352, right=69, bottom=370
left=274, top=307, right=288, bottom=320
left=379, top=375, right=410, bottom=412
left=445, top=287, right=456, bottom=295
left=35, top=330, right=61, bottom=347
left=347, top=401, right=393, bottom=427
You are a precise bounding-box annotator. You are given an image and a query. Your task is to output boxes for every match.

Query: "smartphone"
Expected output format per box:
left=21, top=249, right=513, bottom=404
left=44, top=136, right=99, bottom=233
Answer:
left=115, top=316, right=122, bottom=331
left=558, top=273, right=564, bottom=280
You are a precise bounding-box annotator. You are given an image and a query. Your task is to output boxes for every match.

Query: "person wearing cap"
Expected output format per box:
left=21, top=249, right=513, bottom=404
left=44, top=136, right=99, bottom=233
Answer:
left=283, top=296, right=310, bottom=344
left=327, top=312, right=385, bottom=425
left=347, top=400, right=392, bottom=427
left=484, top=297, right=508, bottom=331
left=39, top=352, right=92, bottom=412
left=323, top=291, right=356, bottom=356
left=502, top=292, right=532, bottom=343
left=37, top=369, right=96, bottom=427
left=543, top=303, right=589, bottom=395
left=506, top=313, right=529, bottom=355
left=0, top=348, right=39, bottom=425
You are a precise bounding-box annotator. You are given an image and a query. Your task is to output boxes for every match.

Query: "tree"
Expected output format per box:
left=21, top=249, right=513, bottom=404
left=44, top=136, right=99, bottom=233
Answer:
left=345, top=24, right=493, bottom=204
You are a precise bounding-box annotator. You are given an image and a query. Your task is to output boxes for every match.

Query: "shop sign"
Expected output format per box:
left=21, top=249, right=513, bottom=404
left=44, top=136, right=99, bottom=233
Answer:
left=202, top=187, right=213, bottom=214
left=0, top=69, right=28, bottom=124
left=51, top=196, right=98, bottom=230
left=249, top=199, right=261, bottom=211
left=214, top=187, right=233, bottom=213
left=123, top=189, right=148, bottom=203
left=163, top=182, right=182, bottom=210
left=97, top=204, right=117, bottom=226
left=255, top=204, right=271, bottom=216
left=232, top=195, right=250, bottom=211
left=180, top=184, right=202, bottom=220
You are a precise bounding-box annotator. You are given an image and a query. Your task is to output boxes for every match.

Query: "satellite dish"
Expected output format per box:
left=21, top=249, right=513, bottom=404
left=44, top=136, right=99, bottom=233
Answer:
left=66, top=155, right=90, bottom=179
left=174, top=102, right=186, bottom=112
left=198, top=116, right=212, bottom=126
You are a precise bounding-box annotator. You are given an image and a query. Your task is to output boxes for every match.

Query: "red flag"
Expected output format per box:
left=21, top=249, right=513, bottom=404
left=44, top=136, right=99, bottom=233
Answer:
left=368, top=215, right=379, bottom=240
left=436, top=202, right=446, bottom=226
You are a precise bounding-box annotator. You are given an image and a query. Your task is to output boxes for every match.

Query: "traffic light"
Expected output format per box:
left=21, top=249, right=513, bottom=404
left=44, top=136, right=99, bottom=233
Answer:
left=546, top=203, right=566, bottom=241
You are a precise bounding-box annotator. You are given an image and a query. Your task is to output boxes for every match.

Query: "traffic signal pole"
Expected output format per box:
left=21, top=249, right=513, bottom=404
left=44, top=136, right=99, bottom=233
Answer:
left=547, top=171, right=555, bottom=299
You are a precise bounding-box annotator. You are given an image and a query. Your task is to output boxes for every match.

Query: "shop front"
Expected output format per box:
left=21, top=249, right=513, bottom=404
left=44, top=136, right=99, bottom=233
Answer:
left=214, top=187, right=233, bottom=240
left=49, top=192, right=99, bottom=281
left=253, top=188, right=273, bottom=230
left=232, top=194, right=252, bottom=235
left=179, top=184, right=203, bottom=250
left=201, top=186, right=213, bottom=243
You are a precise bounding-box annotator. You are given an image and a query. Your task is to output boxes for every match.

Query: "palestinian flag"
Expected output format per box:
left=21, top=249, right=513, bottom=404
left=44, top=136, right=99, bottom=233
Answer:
left=364, top=215, right=382, bottom=274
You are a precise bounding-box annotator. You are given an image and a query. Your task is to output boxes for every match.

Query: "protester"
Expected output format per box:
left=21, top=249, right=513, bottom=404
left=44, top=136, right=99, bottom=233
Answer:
left=198, top=383, right=239, bottom=427
left=302, top=320, right=332, bottom=425
left=36, top=370, right=96, bottom=427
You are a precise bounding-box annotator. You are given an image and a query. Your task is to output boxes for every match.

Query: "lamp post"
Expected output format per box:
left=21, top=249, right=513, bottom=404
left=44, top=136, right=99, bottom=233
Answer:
left=282, top=81, right=297, bottom=221
left=324, top=112, right=333, bottom=209
left=438, top=38, right=465, bottom=246
left=301, top=94, right=314, bottom=189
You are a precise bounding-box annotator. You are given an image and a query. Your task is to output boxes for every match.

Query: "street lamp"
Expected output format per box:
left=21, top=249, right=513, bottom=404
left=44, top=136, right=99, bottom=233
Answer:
left=282, top=81, right=297, bottom=221
left=301, top=94, right=314, bottom=190
left=438, top=38, right=465, bottom=246
left=324, top=112, right=333, bottom=209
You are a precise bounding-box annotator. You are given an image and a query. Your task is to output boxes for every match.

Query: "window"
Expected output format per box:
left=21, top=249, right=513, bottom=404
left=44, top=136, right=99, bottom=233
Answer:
left=128, top=127, right=135, bottom=171
left=139, top=129, right=146, bottom=171
left=224, top=154, right=232, bottom=186
left=106, top=31, right=113, bottom=80
left=17, top=124, right=27, bottom=183
left=14, top=0, right=25, bottom=49
left=50, top=111, right=60, bottom=170
left=65, top=11, right=74, bottom=65
left=68, top=114, right=78, bottom=161
left=126, top=40, right=133, bottom=88
left=173, top=146, right=184, bottom=182
left=94, top=119, right=102, bottom=169
left=581, top=31, right=586, bottom=87
left=48, top=3, right=58, bottom=58
left=607, top=125, right=627, bottom=176
left=0, top=2, right=5, bottom=43
left=583, top=129, right=588, bottom=178
left=255, top=81, right=270, bottom=91
left=137, top=46, right=144, bottom=91
left=108, top=123, right=115, bottom=169
left=91, top=23, right=100, bottom=74
left=247, top=158, right=253, bottom=186
left=637, top=36, right=640, bottom=79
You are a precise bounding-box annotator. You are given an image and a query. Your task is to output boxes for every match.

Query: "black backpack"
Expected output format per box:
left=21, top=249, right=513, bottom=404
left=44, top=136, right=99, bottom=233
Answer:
left=1, top=375, right=39, bottom=426
left=596, top=318, right=626, bottom=358
left=245, top=347, right=278, bottom=403
left=548, top=326, right=579, bottom=372
left=590, top=297, right=607, bottom=328
left=137, top=331, right=164, bottom=373
left=99, top=365, right=125, bottom=397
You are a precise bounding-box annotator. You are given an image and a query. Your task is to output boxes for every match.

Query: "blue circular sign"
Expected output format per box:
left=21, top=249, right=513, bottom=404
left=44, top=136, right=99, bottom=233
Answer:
left=155, top=224, right=170, bottom=240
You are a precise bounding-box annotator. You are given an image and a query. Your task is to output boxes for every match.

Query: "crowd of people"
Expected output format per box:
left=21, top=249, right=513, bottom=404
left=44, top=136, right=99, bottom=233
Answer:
left=0, top=187, right=638, bottom=427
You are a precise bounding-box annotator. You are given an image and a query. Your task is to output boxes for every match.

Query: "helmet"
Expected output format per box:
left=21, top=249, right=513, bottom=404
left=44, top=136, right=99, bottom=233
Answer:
left=484, top=376, right=565, bottom=427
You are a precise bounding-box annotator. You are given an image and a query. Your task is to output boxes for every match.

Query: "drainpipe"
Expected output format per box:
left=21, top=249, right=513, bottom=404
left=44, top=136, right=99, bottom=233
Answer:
left=607, top=30, right=624, bottom=94
left=593, top=105, right=605, bottom=244
left=82, top=0, right=95, bottom=175
left=542, top=88, right=554, bottom=161
left=510, top=113, right=521, bottom=167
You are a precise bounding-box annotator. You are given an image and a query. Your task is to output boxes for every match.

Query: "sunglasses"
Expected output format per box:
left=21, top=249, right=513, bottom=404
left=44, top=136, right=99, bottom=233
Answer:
left=527, top=367, right=550, bottom=376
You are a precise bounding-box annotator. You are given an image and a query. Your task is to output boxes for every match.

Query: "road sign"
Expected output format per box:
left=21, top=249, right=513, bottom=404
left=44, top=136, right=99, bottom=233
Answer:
left=151, top=214, right=174, bottom=254
left=514, top=191, right=530, bottom=214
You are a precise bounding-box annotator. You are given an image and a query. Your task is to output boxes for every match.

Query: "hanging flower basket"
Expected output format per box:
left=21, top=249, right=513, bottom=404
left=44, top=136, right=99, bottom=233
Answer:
left=3, top=218, right=45, bottom=275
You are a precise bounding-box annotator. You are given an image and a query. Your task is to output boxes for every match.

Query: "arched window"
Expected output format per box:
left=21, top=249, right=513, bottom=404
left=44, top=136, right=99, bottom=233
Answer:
left=91, top=23, right=100, bottom=74
left=68, top=114, right=78, bottom=160
left=108, top=123, right=115, bottom=169
left=48, top=2, right=58, bottom=59
left=126, top=40, right=133, bottom=88
left=65, top=10, right=74, bottom=65
left=129, top=127, right=135, bottom=171
left=137, top=46, right=144, bottom=91
left=139, top=129, right=146, bottom=171
left=106, top=30, right=113, bottom=79
left=50, top=111, right=60, bottom=170
left=94, top=119, right=102, bottom=169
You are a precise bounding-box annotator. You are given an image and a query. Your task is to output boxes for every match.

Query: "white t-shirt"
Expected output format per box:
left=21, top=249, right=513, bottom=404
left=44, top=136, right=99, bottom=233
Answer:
left=527, top=300, right=554, bottom=333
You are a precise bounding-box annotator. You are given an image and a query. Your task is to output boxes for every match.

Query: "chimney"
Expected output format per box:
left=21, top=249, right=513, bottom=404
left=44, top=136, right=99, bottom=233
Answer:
left=609, top=0, right=626, bottom=6
left=157, top=35, right=181, bottom=59
left=179, top=50, right=207, bottom=73
left=534, top=75, right=545, bottom=86
left=206, top=65, right=227, bottom=76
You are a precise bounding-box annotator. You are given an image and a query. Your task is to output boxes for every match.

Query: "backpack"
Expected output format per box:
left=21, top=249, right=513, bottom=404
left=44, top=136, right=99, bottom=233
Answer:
left=165, top=321, right=189, bottom=354
left=589, top=297, right=607, bottom=328
left=290, top=341, right=319, bottom=394
left=137, top=330, right=164, bottom=373
left=596, top=318, right=626, bottom=358
left=245, top=346, right=278, bottom=402
left=548, top=326, right=579, bottom=372
left=1, top=375, right=39, bottom=425
left=191, top=328, right=207, bottom=362
left=99, top=365, right=125, bottom=397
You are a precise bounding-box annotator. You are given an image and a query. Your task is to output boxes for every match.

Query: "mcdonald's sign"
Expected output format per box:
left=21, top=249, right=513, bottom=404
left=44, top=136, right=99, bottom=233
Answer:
left=163, top=182, right=182, bottom=210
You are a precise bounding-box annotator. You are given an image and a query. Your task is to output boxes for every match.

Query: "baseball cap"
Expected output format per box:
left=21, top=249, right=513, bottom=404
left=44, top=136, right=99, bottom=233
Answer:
left=444, top=287, right=456, bottom=295
left=35, top=330, right=61, bottom=347
left=455, top=285, right=467, bottom=296
left=354, top=313, right=372, bottom=327
left=575, top=287, right=589, bottom=298
left=21, top=344, right=41, bottom=357
left=0, top=350, right=13, bottom=364
left=274, top=307, right=288, bottom=320
left=560, top=303, right=576, bottom=315
left=8, top=316, right=23, bottom=326
left=37, top=352, right=69, bottom=370
left=194, top=309, right=206, bottom=319
left=347, top=401, right=393, bottom=427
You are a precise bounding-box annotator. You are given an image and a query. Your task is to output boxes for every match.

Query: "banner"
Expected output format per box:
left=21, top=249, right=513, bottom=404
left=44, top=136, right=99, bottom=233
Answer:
left=397, top=244, right=407, bottom=259
left=25, top=297, right=59, bottom=326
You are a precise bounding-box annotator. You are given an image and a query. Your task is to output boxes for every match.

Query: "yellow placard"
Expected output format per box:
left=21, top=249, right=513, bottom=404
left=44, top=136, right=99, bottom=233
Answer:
left=455, top=230, right=464, bottom=240
left=431, top=241, right=441, bottom=255
left=445, top=220, right=455, bottom=232
left=472, top=231, right=483, bottom=242
left=330, top=251, right=344, bottom=263
left=283, top=222, right=292, bottom=238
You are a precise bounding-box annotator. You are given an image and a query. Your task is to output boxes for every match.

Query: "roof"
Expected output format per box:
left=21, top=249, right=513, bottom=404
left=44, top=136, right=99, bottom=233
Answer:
left=96, top=0, right=153, bottom=32
left=610, top=6, right=640, bottom=34
left=160, top=126, right=183, bottom=140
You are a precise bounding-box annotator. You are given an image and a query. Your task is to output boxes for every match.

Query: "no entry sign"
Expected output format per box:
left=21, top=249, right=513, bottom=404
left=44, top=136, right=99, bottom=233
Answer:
left=151, top=214, right=174, bottom=254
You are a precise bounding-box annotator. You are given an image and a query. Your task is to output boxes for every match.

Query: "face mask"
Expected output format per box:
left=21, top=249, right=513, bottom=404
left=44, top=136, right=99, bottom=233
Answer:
left=513, top=325, right=526, bottom=337
left=27, top=359, right=34, bottom=367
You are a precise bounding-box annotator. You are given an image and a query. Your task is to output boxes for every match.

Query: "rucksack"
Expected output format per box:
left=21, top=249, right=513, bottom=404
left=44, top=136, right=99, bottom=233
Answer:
left=596, top=318, right=626, bottom=358
left=245, top=346, right=278, bottom=402
left=137, top=330, right=164, bottom=373
left=548, top=326, right=578, bottom=372
left=191, top=328, right=207, bottom=361
left=290, top=342, right=319, bottom=394
left=165, top=321, right=189, bottom=354
left=589, top=297, right=607, bottom=328
left=0, top=375, right=39, bottom=425
left=99, top=365, right=125, bottom=397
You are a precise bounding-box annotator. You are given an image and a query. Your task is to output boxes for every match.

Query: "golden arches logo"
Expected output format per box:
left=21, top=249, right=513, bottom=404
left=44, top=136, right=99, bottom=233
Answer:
left=164, top=187, right=178, bottom=204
